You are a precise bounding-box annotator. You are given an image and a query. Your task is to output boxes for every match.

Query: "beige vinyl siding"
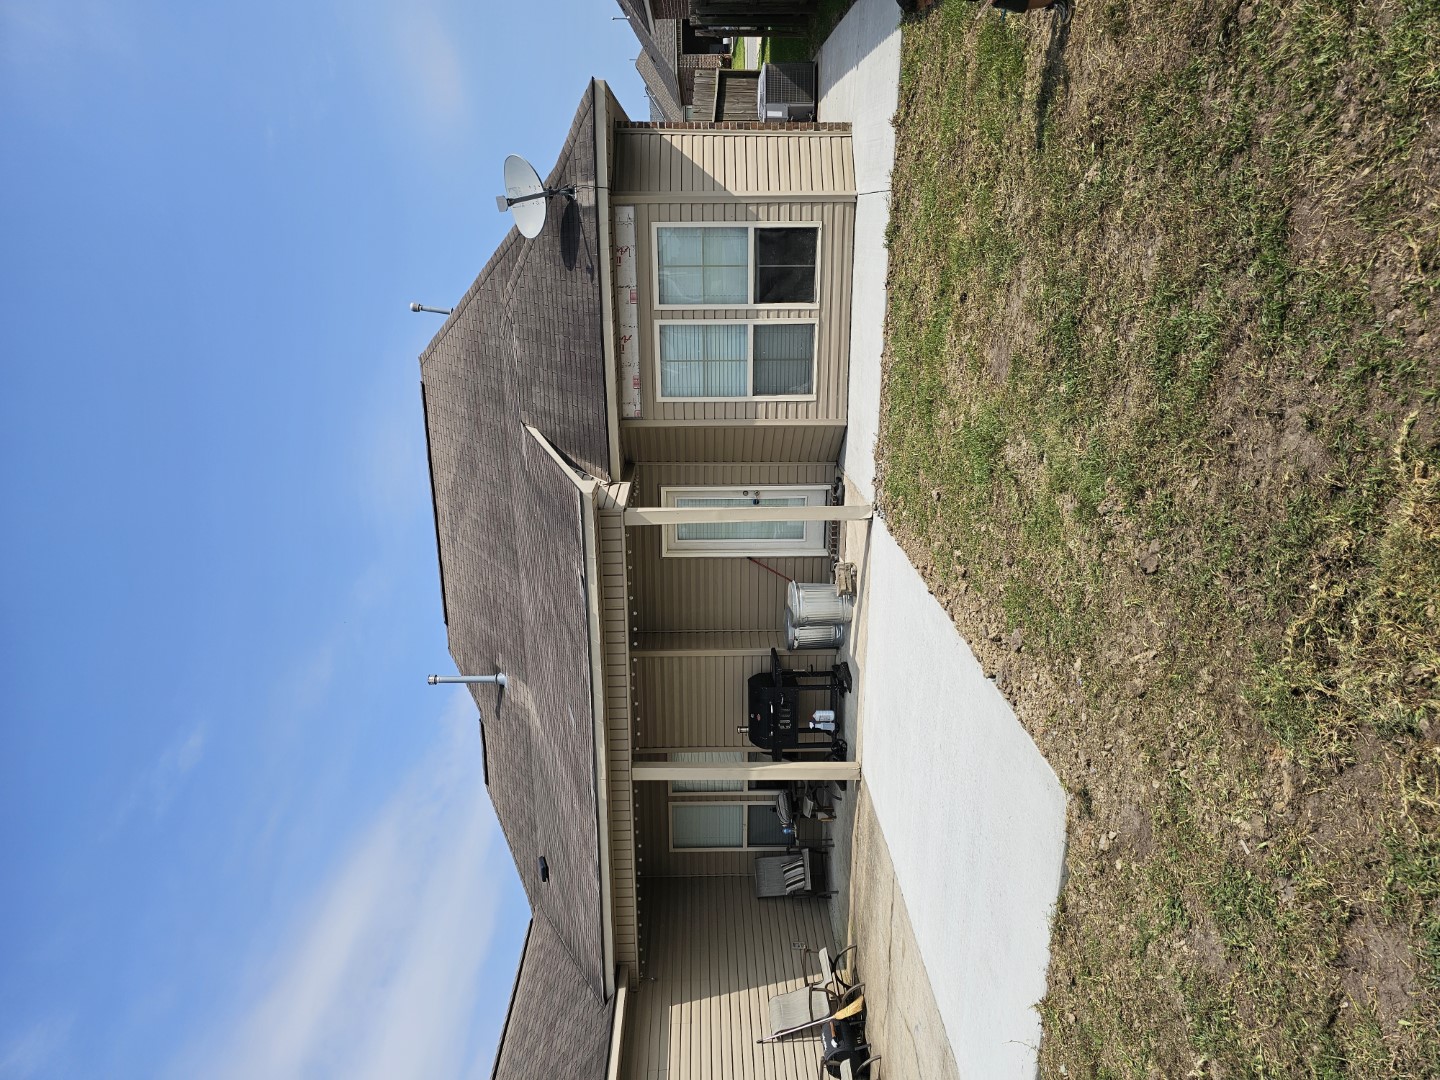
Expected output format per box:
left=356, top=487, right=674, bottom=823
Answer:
left=633, top=630, right=787, bottom=657
left=620, top=419, right=846, bottom=464
left=598, top=502, right=639, bottom=981
left=631, top=463, right=837, bottom=634
left=613, top=127, right=854, bottom=198
left=618, top=200, right=853, bottom=422
left=621, top=876, right=835, bottom=1080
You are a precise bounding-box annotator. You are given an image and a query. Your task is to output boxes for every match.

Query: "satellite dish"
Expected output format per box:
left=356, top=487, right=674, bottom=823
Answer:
left=495, top=154, right=577, bottom=239
left=500, top=155, right=547, bottom=239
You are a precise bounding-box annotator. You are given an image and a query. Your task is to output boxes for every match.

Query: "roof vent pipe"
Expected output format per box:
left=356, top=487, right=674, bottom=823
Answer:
left=428, top=673, right=509, bottom=687
left=409, top=302, right=453, bottom=315
left=537, top=856, right=550, bottom=883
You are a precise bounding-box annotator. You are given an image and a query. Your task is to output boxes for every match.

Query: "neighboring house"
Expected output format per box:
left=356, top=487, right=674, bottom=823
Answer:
left=616, top=0, right=741, bottom=122
left=419, top=80, right=863, bottom=1079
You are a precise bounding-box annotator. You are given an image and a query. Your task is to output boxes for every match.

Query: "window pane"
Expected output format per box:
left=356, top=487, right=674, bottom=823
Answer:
left=703, top=322, right=748, bottom=359
left=748, top=803, right=790, bottom=847
left=661, top=323, right=708, bottom=359
left=661, top=360, right=707, bottom=398
left=705, top=360, right=748, bottom=396
left=659, top=266, right=704, bottom=305
left=657, top=227, right=703, bottom=265
left=753, top=324, right=815, bottom=395
left=672, top=752, right=744, bottom=792
left=703, top=265, right=747, bottom=305
left=675, top=496, right=806, bottom=541
left=704, top=227, right=749, bottom=267
left=659, top=323, right=749, bottom=397
left=755, top=228, right=817, bottom=303
left=658, top=226, right=748, bottom=304
left=673, top=804, right=743, bottom=848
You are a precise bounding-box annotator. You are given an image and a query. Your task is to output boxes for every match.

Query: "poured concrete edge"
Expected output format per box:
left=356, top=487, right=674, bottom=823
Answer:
left=822, top=1, right=1070, bottom=1076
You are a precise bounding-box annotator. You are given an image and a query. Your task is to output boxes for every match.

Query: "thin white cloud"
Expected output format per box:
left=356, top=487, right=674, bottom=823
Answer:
left=392, top=7, right=468, bottom=131
left=0, top=0, right=139, bottom=116
left=0, top=1014, right=72, bottom=1079
left=338, top=0, right=475, bottom=154
left=150, top=719, right=208, bottom=818
left=176, top=693, right=505, bottom=1080
left=276, top=642, right=339, bottom=719
left=0, top=0, right=137, bottom=64
left=102, top=719, right=210, bottom=839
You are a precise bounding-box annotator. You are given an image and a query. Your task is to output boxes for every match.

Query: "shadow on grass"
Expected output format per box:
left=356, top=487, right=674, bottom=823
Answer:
left=1034, top=14, right=1072, bottom=149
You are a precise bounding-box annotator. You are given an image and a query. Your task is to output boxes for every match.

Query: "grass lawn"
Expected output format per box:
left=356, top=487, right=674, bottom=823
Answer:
left=881, top=0, right=1440, bottom=1075
left=736, top=0, right=859, bottom=67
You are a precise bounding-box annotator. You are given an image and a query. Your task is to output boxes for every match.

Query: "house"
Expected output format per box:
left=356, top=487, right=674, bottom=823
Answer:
left=615, top=0, right=724, bottom=121
left=617, top=0, right=815, bottom=122
left=418, top=80, right=864, bottom=1079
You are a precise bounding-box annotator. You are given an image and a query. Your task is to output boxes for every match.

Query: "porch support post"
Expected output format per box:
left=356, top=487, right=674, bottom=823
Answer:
left=631, top=760, right=860, bottom=783
left=622, top=504, right=872, bottom=527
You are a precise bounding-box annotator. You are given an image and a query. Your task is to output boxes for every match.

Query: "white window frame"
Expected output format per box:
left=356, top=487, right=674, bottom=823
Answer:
left=653, top=318, right=818, bottom=402
left=659, top=484, right=830, bottom=558
left=668, top=800, right=792, bottom=852
left=651, top=222, right=822, bottom=311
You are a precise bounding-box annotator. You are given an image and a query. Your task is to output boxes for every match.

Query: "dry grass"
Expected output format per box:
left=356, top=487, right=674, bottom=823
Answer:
left=879, top=0, right=1440, bottom=1074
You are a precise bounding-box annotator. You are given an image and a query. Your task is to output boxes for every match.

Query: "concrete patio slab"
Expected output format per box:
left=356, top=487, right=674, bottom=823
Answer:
left=818, top=0, right=901, bottom=504
left=851, top=520, right=1067, bottom=1079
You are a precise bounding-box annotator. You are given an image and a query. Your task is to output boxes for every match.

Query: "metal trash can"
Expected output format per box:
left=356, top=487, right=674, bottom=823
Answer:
left=786, top=613, right=845, bottom=650
left=787, top=581, right=855, bottom=626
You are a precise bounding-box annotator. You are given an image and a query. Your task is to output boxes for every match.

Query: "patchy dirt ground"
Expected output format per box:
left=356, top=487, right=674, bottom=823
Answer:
left=878, top=0, right=1440, bottom=1075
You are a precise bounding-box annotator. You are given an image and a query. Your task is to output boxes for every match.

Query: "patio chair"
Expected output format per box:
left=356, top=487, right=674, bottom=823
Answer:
left=761, top=982, right=865, bottom=1043
left=755, top=847, right=830, bottom=898
left=820, top=944, right=858, bottom=994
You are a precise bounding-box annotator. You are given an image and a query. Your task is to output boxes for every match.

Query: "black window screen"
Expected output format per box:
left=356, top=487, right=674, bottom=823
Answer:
left=754, top=228, right=818, bottom=304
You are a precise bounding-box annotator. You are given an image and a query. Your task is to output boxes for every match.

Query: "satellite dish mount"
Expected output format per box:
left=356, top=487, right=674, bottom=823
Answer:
left=496, top=154, right=574, bottom=239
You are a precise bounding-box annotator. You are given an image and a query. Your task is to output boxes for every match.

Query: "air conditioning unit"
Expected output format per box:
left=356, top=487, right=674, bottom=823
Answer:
left=757, top=62, right=817, bottom=122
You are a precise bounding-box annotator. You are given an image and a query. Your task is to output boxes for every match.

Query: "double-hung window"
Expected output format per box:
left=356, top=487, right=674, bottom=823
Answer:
left=655, top=224, right=819, bottom=307
left=659, top=485, right=830, bottom=558
left=653, top=224, right=820, bottom=400
left=657, top=321, right=815, bottom=399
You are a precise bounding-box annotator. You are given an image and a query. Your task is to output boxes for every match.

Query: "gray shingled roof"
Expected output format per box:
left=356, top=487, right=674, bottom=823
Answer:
left=636, top=51, right=683, bottom=122
left=491, top=919, right=617, bottom=1080
left=618, top=0, right=684, bottom=116
left=418, top=81, right=616, bottom=1064
left=613, top=0, right=650, bottom=31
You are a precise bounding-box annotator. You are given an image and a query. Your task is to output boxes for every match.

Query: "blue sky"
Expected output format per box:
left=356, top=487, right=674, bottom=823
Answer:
left=0, top=2, right=644, bottom=1076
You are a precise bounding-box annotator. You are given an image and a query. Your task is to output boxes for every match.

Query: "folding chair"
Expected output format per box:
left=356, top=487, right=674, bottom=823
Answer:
left=820, top=944, right=858, bottom=994
left=761, top=983, right=865, bottom=1043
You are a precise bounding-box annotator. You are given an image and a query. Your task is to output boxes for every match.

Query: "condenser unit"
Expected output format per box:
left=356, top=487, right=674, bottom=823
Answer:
left=757, top=62, right=817, bottom=122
